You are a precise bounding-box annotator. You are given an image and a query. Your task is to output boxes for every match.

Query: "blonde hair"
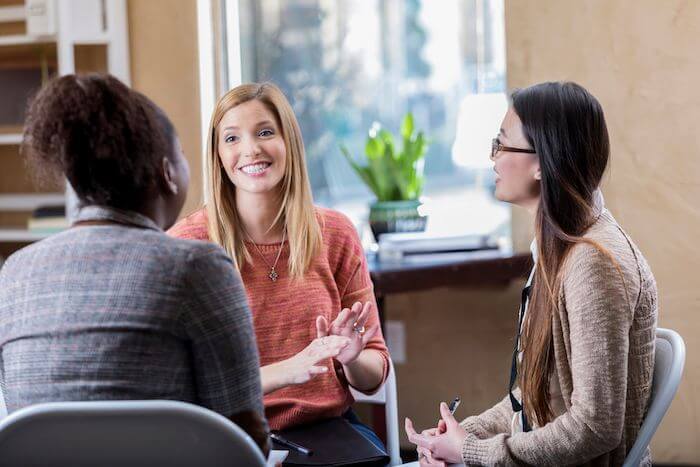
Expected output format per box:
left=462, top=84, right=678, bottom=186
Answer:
left=204, top=82, right=321, bottom=278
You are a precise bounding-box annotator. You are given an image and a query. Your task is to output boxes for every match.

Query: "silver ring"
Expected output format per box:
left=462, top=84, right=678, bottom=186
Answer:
left=352, top=323, right=365, bottom=335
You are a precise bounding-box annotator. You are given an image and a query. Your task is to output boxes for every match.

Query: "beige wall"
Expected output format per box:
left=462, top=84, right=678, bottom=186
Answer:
left=128, top=0, right=203, bottom=216
left=506, top=0, right=700, bottom=462
left=388, top=283, right=525, bottom=449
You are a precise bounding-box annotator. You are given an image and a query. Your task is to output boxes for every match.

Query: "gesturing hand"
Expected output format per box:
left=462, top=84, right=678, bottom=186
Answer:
left=405, top=402, right=467, bottom=465
left=316, top=301, right=379, bottom=365
left=277, top=335, right=350, bottom=386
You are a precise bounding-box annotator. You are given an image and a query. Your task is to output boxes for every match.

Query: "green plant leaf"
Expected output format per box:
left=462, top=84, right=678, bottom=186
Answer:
left=400, top=112, right=414, bottom=140
left=365, top=136, right=384, bottom=160
left=341, top=145, right=381, bottom=199
left=368, top=149, right=393, bottom=200
left=340, top=112, right=430, bottom=201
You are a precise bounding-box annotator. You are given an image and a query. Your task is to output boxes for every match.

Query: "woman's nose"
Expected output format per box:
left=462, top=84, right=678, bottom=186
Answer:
left=240, top=136, right=260, bottom=157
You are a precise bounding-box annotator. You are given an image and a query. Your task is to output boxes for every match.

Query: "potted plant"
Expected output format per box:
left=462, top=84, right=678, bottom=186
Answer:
left=341, top=113, right=429, bottom=240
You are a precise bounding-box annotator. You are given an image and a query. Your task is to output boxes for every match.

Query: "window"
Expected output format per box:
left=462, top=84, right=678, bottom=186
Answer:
left=228, top=0, right=509, bottom=241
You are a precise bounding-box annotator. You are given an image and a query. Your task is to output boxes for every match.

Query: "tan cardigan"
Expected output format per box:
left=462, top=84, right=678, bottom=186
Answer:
left=460, top=208, right=658, bottom=466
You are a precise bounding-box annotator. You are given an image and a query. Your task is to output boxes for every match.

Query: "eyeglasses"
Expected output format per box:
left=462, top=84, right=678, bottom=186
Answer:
left=491, top=138, right=536, bottom=160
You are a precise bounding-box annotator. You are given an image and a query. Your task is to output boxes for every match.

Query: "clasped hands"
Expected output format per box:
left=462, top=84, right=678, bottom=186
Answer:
left=404, top=402, right=467, bottom=466
left=273, top=301, right=378, bottom=388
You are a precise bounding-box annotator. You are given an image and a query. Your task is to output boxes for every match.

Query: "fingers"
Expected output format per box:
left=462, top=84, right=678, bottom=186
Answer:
left=437, top=419, right=447, bottom=433
left=417, top=447, right=434, bottom=466
left=290, top=364, right=327, bottom=385
left=343, top=303, right=360, bottom=328
left=354, top=301, right=372, bottom=329
left=308, top=365, right=328, bottom=376
left=341, top=302, right=362, bottom=330
left=405, top=418, right=434, bottom=451
left=419, top=452, right=445, bottom=467
left=405, top=417, right=418, bottom=438
left=439, top=402, right=459, bottom=429
left=360, top=324, right=379, bottom=346
left=316, top=315, right=328, bottom=338
left=308, top=335, right=350, bottom=361
left=421, top=428, right=439, bottom=437
left=331, top=307, right=350, bottom=333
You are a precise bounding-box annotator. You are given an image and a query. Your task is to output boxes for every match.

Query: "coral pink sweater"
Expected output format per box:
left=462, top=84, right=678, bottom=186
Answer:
left=168, top=207, right=389, bottom=430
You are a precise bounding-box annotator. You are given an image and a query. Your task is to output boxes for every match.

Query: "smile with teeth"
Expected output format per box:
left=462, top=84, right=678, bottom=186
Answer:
left=240, top=162, right=271, bottom=174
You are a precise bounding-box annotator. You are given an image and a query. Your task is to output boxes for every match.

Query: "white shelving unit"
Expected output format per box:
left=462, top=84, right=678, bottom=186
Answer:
left=0, top=134, right=22, bottom=145
left=0, top=228, right=52, bottom=242
left=0, top=0, right=130, bottom=247
left=0, top=34, right=54, bottom=46
left=0, top=5, right=25, bottom=22
left=0, top=193, right=65, bottom=211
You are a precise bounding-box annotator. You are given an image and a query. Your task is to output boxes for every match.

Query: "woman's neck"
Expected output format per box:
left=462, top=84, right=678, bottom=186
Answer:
left=235, top=191, right=285, bottom=243
left=518, top=196, right=540, bottom=216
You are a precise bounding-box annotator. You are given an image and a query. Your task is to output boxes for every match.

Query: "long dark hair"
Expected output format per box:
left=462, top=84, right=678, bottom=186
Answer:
left=512, top=82, right=621, bottom=426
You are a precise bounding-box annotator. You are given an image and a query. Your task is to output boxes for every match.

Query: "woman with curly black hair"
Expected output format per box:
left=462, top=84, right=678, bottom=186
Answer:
left=0, top=73, right=269, bottom=455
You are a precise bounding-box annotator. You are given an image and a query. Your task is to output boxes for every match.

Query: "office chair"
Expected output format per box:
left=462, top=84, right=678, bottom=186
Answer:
left=623, top=327, right=686, bottom=467
left=0, top=399, right=266, bottom=467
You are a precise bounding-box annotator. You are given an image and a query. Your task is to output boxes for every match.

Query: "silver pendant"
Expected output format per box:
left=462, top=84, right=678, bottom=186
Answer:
left=269, top=268, right=278, bottom=282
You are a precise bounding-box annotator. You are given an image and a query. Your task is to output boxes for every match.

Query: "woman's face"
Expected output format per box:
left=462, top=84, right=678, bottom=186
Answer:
left=217, top=99, right=287, bottom=199
left=492, top=108, right=541, bottom=209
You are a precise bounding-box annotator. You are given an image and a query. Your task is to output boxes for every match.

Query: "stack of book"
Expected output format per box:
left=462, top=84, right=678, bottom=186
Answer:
left=377, top=231, right=499, bottom=262
left=27, top=204, right=69, bottom=234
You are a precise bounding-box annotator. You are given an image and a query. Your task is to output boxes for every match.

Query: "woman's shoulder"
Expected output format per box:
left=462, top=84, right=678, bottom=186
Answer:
left=313, top=206, right=359, bottom=243
left=564, top=209, right=652, bottom=297
left=571, top=210, right=642, bottom=265
left=168, top=207, right=210, bottom=241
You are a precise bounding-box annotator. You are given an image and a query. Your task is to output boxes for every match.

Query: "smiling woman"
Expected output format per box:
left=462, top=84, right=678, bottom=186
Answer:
left=168, top=82, right=391, bottom=458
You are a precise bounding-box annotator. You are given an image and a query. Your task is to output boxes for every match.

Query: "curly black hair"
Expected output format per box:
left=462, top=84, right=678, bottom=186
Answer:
left=22, top=73, right=176, bottom=210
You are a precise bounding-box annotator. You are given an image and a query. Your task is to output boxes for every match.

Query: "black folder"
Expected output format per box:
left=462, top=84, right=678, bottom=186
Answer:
left=272, top=417, right=390, bottom=466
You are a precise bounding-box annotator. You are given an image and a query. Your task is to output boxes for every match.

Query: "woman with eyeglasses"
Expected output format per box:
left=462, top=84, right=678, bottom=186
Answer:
left=405, top=81, right=658, bottom=466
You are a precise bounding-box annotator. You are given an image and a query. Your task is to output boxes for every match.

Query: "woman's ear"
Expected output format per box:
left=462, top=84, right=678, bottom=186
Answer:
left=533, top=160, right=542, bottom=181
left=161, top=157, right=179, bottom=196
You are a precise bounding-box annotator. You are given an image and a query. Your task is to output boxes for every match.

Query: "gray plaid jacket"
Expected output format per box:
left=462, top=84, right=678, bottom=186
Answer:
left=0, top=206, right=263, bottom=420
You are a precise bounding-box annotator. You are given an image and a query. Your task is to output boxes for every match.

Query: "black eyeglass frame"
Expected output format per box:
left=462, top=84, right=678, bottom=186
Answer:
left=491, top=138, right=537, bottom=160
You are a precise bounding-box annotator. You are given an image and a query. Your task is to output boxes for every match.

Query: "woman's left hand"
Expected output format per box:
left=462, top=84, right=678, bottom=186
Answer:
left=316, top=301, right=378, bottom=365
left=405, top=402, right=467, bottom=465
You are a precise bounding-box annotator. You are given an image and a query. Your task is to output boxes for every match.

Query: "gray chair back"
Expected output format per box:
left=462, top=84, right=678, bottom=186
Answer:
left=0, top=400, right=266, bottom=467
left=623, top=327, right=686, bottom=467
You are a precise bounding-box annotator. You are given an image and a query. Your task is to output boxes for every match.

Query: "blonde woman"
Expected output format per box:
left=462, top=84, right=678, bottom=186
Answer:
left=168, top=83, right=389, bottom=445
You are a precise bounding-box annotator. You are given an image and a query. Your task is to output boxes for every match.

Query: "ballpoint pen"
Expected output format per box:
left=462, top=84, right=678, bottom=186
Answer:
left=448, top=396, right=461, bottom=414
left=270, top=432, right=313, bottom=456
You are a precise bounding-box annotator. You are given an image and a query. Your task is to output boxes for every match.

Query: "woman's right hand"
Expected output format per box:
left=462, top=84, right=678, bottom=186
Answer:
left=261, top=335, right=350, bottom=394
left=416, top=422, right=447, bottom=466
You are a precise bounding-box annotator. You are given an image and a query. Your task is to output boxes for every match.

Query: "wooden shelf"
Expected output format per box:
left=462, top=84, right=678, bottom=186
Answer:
left=0, top=193, right=64, bottom=211
left=0, top=228, right=54, bottom=242
left=0, top=6, right=24, bottom=23
left=0, top=133, right=21, bottom=145
left=0, top=34, right=55, bottom=46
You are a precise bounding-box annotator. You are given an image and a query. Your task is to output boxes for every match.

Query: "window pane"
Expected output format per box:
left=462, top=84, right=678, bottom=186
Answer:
left=238, top=0, right=510, bottom=241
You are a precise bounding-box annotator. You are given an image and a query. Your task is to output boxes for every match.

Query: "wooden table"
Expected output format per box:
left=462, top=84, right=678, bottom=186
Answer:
left=369, top=249, right=533, bottom=321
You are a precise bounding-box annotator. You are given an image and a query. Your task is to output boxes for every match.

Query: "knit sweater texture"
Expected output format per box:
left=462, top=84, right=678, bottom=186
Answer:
left=460, top=208, right=657, bottom=466
left=168, top=206, right=389, bottom=430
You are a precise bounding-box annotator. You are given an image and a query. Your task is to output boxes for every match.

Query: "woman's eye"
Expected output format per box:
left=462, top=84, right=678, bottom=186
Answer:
left=259, top=129, right=274, bottom=137
left=224, top=135, right=238, bottom=143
